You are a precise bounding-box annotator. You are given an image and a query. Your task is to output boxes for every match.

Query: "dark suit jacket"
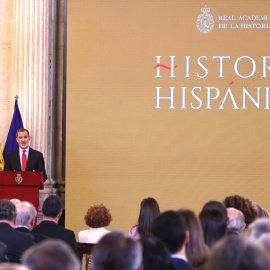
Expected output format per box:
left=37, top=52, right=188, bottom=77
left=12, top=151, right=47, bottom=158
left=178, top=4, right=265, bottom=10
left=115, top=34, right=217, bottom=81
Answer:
left=15, top=226, right=48, bottom=243
left=32, top=221, right=78, bottom=256
left=4, top=147, right=47, bottom=181
left=172, top=258, right=198, bottom=270
left=0, top=223, right=35, bottom=262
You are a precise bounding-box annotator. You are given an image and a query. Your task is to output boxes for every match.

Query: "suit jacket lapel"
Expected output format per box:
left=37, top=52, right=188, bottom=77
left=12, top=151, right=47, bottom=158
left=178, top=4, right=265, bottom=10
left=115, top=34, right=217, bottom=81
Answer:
left=13, top=149, right=22, bottom=171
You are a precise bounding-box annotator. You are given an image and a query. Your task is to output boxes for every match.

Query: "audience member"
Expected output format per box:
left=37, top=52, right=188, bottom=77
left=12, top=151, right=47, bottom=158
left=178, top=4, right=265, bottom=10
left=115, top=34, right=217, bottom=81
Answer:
left=0, top=264, right=30, bottom=270
left=9, top=199, right=21, bottom=206
left=32, top=195, right=78, bottom=256
left=252, top=202, right=263, bottom=218
left=262, top=208, right=270, bottom=218
left=226, top=208, right=245, bottom=235
left=92, top=230, right=143, bottom=270
left=22, top=239, right=80, bottom=270
left=199, top=208, right=227, bottom=248
left=140, top=236, right=176, bottom=270
left=201, top=200, right=227, bottom=220
left=0, top=199, right=35, bottom=262
left=129, top=197, right=160, bottom=240
left=248, top=218, right=270, bottom=239
left=177, top=209, right=209, bottom=269
left=223, top=194, right=257, bottom=226
left=152, top=210, right=197, bottom=270
left=15, top=201, right=48, bottom=243
left=257, top=233, right=270, bottom=254
left=204, top=235, right=270, bottom=270
left=78, top=203, right=112, bottom=243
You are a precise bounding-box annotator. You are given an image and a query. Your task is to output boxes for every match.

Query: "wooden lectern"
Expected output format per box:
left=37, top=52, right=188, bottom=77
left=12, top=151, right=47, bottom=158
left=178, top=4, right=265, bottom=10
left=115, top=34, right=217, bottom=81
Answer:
left=0, top=171, right=44, bottom=212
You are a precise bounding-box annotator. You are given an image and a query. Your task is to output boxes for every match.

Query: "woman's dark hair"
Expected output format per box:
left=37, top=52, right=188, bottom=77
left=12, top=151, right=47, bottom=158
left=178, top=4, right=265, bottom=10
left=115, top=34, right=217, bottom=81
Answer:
left=199, top=208, right=227, bottom=248
left=140, top=236, right=176, bottom=270
left=137, top=197, right=160, bottom=238
left=84, top=204, right=112, bottom=228
left=178, top=209, right=209, bottom=269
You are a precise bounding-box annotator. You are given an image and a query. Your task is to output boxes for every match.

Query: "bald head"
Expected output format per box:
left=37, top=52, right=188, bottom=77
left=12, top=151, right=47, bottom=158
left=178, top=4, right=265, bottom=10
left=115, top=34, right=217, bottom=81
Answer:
left=227, top=208, right=246, bottom=234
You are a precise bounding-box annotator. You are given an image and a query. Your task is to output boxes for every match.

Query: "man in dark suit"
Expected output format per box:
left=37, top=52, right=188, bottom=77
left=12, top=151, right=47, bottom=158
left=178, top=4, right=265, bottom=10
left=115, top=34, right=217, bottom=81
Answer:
left=32, top=195, right=78, bottom=256
left=4, top=128, right=47, bottom=182
left=152, top=211, right=198, bottom=270
left=0, top=199, right=35, bottom=262
left=15, top=201, right=48, bottom=243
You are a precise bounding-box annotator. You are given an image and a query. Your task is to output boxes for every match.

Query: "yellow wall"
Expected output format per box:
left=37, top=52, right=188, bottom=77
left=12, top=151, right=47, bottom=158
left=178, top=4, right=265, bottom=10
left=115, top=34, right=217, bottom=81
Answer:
left=66, top=0, right=270, bottom=239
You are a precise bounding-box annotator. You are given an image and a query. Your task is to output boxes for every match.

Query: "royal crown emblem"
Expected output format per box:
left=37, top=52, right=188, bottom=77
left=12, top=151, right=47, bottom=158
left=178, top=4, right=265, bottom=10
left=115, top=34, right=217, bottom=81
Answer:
left=15, top=173, right=23, bottom=184
left=196, top=6, right=214, bottom=34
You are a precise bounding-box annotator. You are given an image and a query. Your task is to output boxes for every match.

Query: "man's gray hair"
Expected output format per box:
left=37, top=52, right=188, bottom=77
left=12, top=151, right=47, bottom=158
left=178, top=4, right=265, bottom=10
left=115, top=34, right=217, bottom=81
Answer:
left=249, top=218, right=270, bottom=239
left=16, top=201, right=37, bottom=226
left=93, top=231, right=142, bottom=270
left=0, top=199, right=17, bottom=221
left=227, top=208, right=245, bottom=233
left=22, top=239, right=80, bottom=270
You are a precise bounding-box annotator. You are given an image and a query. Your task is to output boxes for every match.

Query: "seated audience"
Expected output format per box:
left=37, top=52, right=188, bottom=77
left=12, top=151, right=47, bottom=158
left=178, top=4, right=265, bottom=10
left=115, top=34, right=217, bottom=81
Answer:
left=223, top=194, right=257, bottom=226
left=92, top=230, right=143, bottom=270
left=0, top=199, right=35, bottom=262
left=22, top=239, right=80, bottom=270
left=248, top=218, right=270, bottom=239
left=199, top=207, right=227, bottom=248
left=78, top=203, right=112, bottom=243
left=177, top=209, right=209, bottom=269
left=152, top=210, right=198, bottom=270
left=129, top=197, right=160, bottom=240
left=32, top=195, right=78, bottom=256
left=15, top=201, right=48, bottom=243
left=140, top=236, right=176, bottom=270
left=226, top=208, right=245, bottom=235
left=204, top=235, right=270, bottom=270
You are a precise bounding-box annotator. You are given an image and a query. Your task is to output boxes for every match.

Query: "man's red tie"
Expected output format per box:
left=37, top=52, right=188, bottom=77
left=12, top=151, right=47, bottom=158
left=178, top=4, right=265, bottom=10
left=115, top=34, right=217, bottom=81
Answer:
left=22, top=150, right=27, bottom=171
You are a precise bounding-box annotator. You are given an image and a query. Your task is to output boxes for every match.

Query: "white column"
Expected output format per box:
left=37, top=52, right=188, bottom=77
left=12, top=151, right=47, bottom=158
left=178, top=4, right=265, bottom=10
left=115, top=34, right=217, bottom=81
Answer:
left=12, top=0, right=58, bottom=217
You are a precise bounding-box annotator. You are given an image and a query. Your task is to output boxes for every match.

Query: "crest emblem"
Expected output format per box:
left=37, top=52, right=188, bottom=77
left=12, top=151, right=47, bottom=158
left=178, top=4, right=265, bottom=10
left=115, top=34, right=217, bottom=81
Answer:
left=15, top=173, right=23, bottom=184
left=196, top=6, right=214, bottom=34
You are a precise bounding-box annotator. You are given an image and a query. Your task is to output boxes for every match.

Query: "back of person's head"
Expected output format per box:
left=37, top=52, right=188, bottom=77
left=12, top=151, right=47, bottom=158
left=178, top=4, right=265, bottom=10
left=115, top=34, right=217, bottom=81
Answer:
left=199, top=208, right=227, bottom=248
left=42, top=195, right=62, bottom=218
left=21, top=239, right=80, bottom=270
left=248, top=218, right=270, bottom=239
left=138, top=197, right=160, bottom=238
left=226, top=208, right=245, bottom=234
left=84, top=203, right=112, bottom=228
left=0, top=199, right=17, bottom=221
left=202, top=200, right=228, bottom=219
left=177, top=209, right=209, bottom=269
left=0, top=264, right=30, bottom=270
left=16, top=201, right=37, bottom=227
left=262, top=208, right=270, bottom=218
left=93, top=231, right=142, bottom=270
left=252, top=202, right=263, bottom=218
left=257, top=233, right=270, bottom=254
left=205, top=235, right=270, bottom=270
left=151, top=210, right=186, bottom=254
left=140, top=236, right=175, bottom=270
left=10, top=199, right=21, bottom=206
left=223, top=194, right=257, bottom=226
